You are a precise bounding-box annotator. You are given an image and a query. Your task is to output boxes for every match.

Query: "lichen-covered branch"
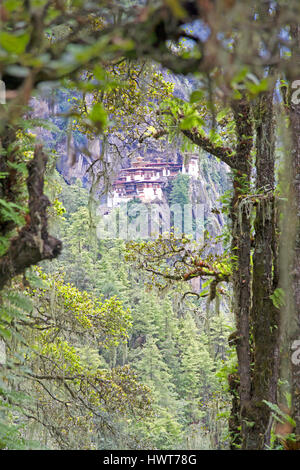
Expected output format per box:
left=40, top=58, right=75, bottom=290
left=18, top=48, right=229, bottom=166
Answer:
left=0, top=145, right=62, bottom=290
left=181, top=128, right=238, bottom=170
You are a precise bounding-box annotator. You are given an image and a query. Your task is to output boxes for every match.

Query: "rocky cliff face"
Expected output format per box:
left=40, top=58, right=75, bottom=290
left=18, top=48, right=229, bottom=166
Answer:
left=31, top=75, right=230, bottom=240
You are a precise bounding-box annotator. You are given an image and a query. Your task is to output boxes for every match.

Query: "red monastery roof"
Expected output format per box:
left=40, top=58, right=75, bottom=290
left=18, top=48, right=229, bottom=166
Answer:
left=111, top=156, right=184, bottom=203
left=114, top=179, right=164, bottom=185
left=109, top=155, right=199, bottom=206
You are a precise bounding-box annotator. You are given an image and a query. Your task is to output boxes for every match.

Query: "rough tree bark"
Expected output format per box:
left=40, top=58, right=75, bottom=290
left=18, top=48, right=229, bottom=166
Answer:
left=289, top=75, right=300, bottom=438
left=182, top=96, right=253, bottom=447
left=0, top=144, right=62, bottom=290
left=244, top=89, right=280, bottom=449
left=229, top=98, right=253, bottom=448
left=279, top=24, right=300, bottom=444
left=277, top=24, right=300, bottom=451
left=182, top=92, right=283, bottom=449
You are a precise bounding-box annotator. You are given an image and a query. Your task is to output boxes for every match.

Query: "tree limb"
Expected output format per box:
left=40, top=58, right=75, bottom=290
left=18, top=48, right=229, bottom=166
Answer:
left=0, top=144, right=62, bottom=290
left=182, top=127, right=238, bottom=170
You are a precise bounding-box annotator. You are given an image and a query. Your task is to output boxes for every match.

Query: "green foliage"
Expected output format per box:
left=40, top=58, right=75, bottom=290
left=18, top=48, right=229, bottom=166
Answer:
left=37, top=178, right=232, bottom=449
left=0, top=31, right=29, bottom=54
left=270, top=288, right=285, bottom=309
left=263, top=400, right=296, bottom=428
left=71, top=61, right=174, bottom=141
left=169, top=173, right=190, bottom=207
left=0, top=289, right=36, bottom=449
left=0, top=0, right=298, bottom=453
left=0, top=3, right=241, bottom=449
left=1, top=269, right=152, bottom=449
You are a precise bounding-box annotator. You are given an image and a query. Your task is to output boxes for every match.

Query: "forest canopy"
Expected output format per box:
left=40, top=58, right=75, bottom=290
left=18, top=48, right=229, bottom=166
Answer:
left=0, top=0, right=299, bottom=452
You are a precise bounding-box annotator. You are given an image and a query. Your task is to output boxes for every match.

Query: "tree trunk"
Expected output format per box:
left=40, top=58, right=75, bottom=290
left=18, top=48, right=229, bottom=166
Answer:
left=0, top=142, right=62, bottom=290
left=289, top=81, right=300, bottom=437
left=245, top=90, right=280, bottom=449
left=279, top=25, right=300, bottom=449
left=289, top=25, right=300, bottom=438
left=229, top=98, right=253, bottom=447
